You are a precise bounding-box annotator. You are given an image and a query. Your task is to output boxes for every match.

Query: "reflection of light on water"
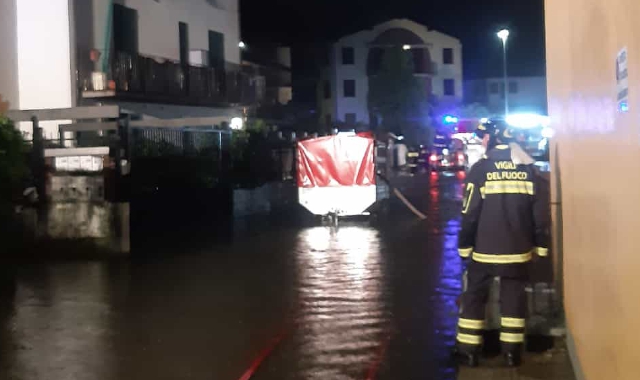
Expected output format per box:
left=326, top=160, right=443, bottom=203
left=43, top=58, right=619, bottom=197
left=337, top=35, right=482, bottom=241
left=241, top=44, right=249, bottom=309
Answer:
left=295, top=226, right=387, bottom=379
left=304, top=227, right=332, bottom=253
left=434, top=179, right=464, bottom=351
left=336, top=227, right=373, bottom=282
left=12, top=263, right=114, bottom=379
left=427, top=174, right=464, bottom=363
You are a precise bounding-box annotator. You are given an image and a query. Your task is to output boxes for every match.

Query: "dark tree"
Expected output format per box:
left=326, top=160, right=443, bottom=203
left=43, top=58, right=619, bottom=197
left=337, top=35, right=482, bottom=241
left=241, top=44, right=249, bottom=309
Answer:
left=368, top=47, right=430, bottom=142
left=0, top=117, right=28, bottom=209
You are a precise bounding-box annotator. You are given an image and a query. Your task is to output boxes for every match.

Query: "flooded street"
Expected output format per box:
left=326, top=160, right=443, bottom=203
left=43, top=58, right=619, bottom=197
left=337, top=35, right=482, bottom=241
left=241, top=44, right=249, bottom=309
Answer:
left=0, top=173, right=466, bottom=380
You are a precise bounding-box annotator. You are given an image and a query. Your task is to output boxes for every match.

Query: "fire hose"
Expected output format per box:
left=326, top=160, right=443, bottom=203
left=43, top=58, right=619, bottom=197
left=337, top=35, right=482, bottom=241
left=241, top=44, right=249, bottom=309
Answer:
left=376, top=172, right=427, bottom=220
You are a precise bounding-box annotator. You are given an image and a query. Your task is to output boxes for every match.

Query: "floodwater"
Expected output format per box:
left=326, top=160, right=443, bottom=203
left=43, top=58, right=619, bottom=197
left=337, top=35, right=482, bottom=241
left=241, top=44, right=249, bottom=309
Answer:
left=0, top=173, right=467, bottom=380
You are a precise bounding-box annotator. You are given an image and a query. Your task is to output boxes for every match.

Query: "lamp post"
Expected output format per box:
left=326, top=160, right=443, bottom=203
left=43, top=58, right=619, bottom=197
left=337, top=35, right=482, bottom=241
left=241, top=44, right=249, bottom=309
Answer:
left=497, top=29, right=510, bottom=116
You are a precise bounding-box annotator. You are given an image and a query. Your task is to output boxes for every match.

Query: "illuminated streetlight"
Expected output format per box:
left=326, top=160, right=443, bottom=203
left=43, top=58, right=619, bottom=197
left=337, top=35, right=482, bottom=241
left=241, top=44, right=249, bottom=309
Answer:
left=402, top=44, right=411, bottom=50
left=230, top=117, right=244, bottom=130
left=238, top=41, right=246, bottom=49
left=497, top=29, right=510, bottom=43
left=497, top=29, right=510, bottom=115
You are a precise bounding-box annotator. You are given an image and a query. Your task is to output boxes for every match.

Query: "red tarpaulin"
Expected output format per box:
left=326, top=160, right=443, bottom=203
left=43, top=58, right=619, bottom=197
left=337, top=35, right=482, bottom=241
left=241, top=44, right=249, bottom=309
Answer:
left=297, top=135, right=376, bottom=188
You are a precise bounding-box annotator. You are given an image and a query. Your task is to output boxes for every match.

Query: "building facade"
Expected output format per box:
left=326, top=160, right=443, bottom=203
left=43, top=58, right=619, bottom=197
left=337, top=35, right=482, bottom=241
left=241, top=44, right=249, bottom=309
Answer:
left=0, top=0, right=254, bottom=139
left=464, top=76, right=548, bottom=116
left=545, top=0, right=640, bottom=378
left=318, top=19, right=463, bottom=128
left=241, top=46, right=293, bottom=106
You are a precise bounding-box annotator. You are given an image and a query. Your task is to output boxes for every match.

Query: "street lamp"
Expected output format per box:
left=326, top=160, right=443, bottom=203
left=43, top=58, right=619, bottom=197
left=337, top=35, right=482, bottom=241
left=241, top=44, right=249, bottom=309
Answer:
left=497, top=29, right=510, bottom=116
left=230, top=117, right=244, bottom=130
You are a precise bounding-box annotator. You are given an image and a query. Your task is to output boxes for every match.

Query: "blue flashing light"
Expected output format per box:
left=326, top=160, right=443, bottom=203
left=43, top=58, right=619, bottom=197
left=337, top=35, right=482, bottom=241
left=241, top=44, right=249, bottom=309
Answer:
left=506, top=113, right=550, bottom=129
left=443, top=115, right=459, bottom=124
left=619, top=101, right=629, bottom=113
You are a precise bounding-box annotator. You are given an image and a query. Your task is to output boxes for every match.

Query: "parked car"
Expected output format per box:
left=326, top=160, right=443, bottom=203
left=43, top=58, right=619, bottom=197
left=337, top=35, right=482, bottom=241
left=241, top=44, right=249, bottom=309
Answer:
left=406, top=145, right=429, bottom=173
left=428, top=147, right=467, bottom=172
left=452, top=132, right=484, bottom=170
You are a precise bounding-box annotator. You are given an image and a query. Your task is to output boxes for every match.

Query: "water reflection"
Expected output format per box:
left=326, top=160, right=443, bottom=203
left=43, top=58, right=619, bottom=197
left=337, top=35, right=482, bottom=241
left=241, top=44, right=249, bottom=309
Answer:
left=295, top=226, right=389, bottom=379
left=6, top=263, right=115, bottom=380
left=0, top=174, right=470, bottom=379
left=430, top=176, right=465, bottom=378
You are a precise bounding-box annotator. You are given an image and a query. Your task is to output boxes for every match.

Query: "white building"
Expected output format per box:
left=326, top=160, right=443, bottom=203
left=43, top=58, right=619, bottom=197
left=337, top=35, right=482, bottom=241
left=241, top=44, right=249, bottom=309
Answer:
left=464, top=76, right=548, bottom=115
left=241, top=46, right=293, bottom=106
left=0, top=0, right=252, bottom=138
left=318, top=19, right=463, bottom=128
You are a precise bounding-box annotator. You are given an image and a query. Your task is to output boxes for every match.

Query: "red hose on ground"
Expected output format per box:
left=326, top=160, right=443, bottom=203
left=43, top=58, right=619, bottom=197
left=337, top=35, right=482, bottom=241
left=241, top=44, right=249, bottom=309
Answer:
left=365, top=332, right=392, bottom=380
left=377, top=173, right=427, bottom=220
left=237, top=332, right=287, bottom=380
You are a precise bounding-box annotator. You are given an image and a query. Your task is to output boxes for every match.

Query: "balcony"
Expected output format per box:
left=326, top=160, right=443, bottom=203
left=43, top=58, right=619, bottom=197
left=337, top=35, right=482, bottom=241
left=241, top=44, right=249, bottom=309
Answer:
left=366, top=47, right=438, bottom=76
left=81, top=51, right=257, bottom=107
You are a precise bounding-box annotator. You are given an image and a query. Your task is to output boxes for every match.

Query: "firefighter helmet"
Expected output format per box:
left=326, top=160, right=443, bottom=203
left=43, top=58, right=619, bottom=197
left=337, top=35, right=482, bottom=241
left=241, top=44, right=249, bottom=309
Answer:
left=476, top=118, right=515, bottom=142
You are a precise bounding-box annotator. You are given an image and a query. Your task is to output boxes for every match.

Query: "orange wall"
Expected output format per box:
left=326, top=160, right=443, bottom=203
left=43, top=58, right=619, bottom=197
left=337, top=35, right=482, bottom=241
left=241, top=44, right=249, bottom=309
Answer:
left=545, top=1, right=640, bottom=379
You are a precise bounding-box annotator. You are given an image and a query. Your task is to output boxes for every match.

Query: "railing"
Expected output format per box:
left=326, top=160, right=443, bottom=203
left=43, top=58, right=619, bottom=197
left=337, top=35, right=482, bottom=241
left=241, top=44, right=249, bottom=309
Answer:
left=83, top=51, right=257, bottom=106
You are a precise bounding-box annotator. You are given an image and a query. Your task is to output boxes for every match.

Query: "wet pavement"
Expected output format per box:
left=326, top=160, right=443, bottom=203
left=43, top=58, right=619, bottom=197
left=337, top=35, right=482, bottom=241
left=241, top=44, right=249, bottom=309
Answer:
left=0, top=172, right=570, bottom=380
left=457, top=339, right=576, bottom=380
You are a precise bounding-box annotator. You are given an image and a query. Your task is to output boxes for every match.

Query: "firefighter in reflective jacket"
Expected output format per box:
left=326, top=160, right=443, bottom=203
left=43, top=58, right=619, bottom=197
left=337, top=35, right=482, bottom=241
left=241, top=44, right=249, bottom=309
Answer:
left=455, top=119, right=550, bottom=367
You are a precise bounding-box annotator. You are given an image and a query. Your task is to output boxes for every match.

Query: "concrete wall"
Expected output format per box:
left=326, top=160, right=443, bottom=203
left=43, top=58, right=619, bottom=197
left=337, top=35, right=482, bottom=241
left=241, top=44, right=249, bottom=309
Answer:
left=0, top=0, right=19, bottom=109
left=332, top=39, right=371, bottom=125
left=91, top=0, right=240, bottom=64
left=233, top=182, right=297, bottom=218
left=545, top=0, right=640, bottom=379
left=8, top=0, right=74, bottom=139
left=233, top=185, right=271, bottom=217
left=0, top=0, right=74, bottom=111
left=427, top=30, right=464, bottom=104
left=21, top=175, right=130, bottom=255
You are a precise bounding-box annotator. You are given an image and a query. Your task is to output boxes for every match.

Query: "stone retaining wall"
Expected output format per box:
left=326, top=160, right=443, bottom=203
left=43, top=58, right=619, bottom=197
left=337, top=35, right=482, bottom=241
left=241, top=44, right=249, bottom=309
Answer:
left=232, top=182, right=297, bottom=218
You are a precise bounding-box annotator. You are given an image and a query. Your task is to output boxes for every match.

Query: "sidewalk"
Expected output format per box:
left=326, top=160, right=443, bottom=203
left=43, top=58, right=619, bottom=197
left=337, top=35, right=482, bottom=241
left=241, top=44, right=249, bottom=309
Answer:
left=458, top=339, right=576, bottom=380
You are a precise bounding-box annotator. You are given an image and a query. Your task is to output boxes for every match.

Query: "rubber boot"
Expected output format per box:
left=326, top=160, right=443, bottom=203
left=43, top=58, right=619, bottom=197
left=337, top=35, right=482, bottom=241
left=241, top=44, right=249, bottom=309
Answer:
left=504, top=351, right=522, bottom=367
left=452, top=348, right=480, bottom=367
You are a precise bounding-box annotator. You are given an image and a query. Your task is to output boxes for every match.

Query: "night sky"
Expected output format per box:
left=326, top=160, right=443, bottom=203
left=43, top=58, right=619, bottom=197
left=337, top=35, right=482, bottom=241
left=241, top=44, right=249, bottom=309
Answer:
left=240, top=0, right=546, bottom=102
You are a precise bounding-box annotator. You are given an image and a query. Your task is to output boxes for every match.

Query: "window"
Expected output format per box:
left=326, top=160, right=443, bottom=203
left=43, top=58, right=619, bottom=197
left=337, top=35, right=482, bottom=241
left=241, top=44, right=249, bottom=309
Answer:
left=179, top=22, right=189, bottom=65
left=345, top=113, right=356, bottom=125
left=509, top=81, right=518, bottom=93
left=443, top=79, right=455, bottom=96
left=323, top=80, right=331, bottom=99
left=443, top=48, right=454, bottom=64
left=343, top=80, right=356, bottom=97
left=490, top=82, right=500, bottom=94
left=113, top=4, right=139, bottom=53
left=208, top=30, right=225, bottom=70
left=342, top=47, right=355, bottom=65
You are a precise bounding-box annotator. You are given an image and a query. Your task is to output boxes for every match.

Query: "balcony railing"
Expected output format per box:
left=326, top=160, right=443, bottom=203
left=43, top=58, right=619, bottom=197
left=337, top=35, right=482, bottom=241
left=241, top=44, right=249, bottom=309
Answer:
left=81, top=51, right=257, bottom=106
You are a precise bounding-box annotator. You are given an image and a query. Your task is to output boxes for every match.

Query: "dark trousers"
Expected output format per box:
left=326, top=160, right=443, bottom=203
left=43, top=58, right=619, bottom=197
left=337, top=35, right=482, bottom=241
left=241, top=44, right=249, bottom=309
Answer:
left=456, top=261, right=528, bottom=353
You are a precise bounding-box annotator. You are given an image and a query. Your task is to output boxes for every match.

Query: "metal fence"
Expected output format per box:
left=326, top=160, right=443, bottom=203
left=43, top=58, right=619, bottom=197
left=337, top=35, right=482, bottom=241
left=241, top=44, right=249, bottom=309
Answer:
left=128, top=126, right=232, bottom=193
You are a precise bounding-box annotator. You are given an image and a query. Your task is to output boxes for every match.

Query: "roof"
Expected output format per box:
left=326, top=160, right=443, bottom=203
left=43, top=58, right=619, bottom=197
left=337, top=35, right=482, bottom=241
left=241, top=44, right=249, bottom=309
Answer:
left=336, top=18, right=461, bottom=46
